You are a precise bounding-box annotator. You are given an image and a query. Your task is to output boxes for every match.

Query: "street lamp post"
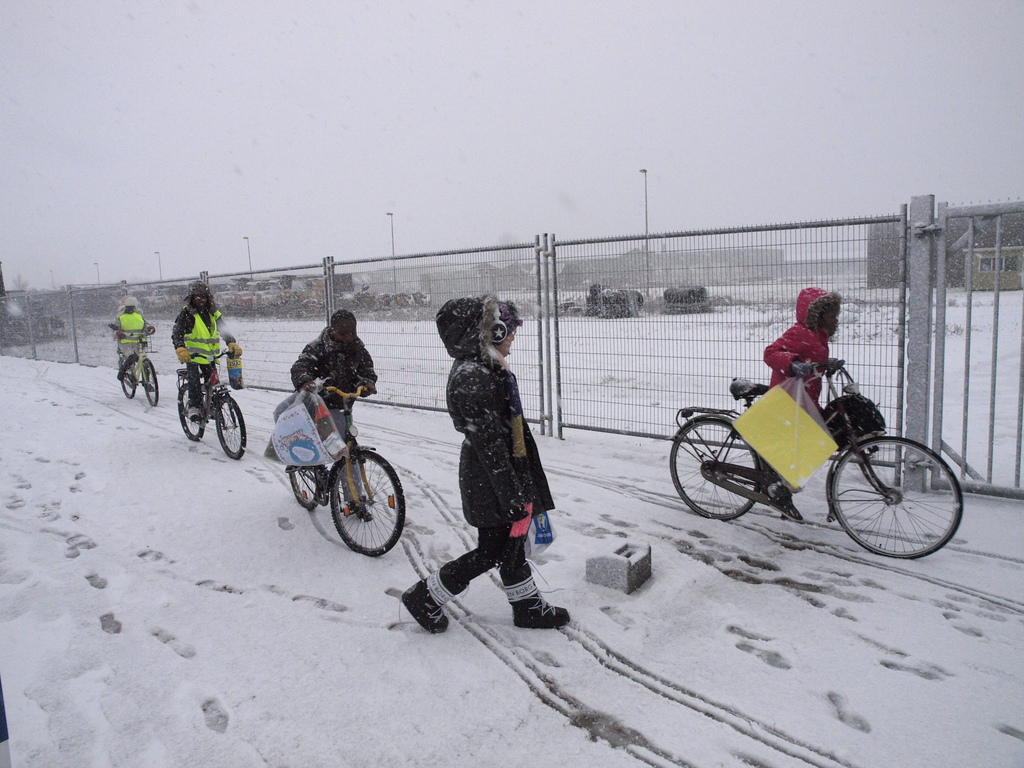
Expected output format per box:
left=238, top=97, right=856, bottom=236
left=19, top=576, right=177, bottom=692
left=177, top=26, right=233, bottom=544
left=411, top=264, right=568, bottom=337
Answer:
left=243, top=237, right=253, bottom=281
left=155, top=252, right=162, bottom=281
left=640, top=168, right=650, bottom=299
left=386, top=213, right=397, bottom=293
left=49, top=270, right=55, bottom=289
left=94, top=262, right=100, bottom=285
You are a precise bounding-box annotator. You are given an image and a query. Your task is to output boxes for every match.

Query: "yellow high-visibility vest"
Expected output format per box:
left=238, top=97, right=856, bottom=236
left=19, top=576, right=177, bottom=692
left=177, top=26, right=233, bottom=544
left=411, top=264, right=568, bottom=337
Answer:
left=184, top=310, right=221, bottom=364
left=118, top=312, right=145, bottom=344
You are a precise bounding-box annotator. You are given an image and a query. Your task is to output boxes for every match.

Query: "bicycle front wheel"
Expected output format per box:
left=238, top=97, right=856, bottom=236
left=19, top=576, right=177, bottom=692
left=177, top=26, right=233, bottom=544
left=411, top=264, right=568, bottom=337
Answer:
left=142, top=359, right=159, bottom=406
left=827, top=436, right=963, bottom=558
left=330, top=449, right=405, bottom=557
left=669, top=415, right=757, bottom=520
left=215, top=396, right=246, bottom=460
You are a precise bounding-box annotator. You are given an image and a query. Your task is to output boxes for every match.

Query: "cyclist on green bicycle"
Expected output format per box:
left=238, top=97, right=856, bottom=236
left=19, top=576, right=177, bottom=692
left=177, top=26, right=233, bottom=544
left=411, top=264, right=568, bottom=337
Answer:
left=109, top=296, right=155, bottom=383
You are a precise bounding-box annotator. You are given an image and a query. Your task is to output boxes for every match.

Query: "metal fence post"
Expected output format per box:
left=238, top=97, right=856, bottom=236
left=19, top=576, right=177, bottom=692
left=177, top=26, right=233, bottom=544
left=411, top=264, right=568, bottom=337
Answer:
left=27, top=293, right=38, bottom=360
left=931, top=201, right=949, bottom=458
left=69, top=287, right=80, bottom=363
left=906, top=195, right=935, bottom=447
left=534, top=236, right=547, bottom=436
left=323, top=256, right=335, bottom=324
left=549, top=234, right=563, bottom=439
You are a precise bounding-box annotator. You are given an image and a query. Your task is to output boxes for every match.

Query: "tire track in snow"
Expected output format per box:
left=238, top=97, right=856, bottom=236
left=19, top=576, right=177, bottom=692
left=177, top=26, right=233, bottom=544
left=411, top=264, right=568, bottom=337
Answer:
left=395, top=468, right=863, bottom=768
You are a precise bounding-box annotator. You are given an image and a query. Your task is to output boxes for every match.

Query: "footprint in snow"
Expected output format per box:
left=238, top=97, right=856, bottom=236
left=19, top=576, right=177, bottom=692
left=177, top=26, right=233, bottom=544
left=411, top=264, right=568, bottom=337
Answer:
left=66, top=534, right=97, bottom=558
left=735, top=641, right=791, bottom=670
left=827, top=692, right=871, bottom=732
left=100, top=613, right=122, bottom=634
left=277, top=517, right=295, bottom=530
left=5, top=498, right=25, bottom=510
left=202, top=698, right=229, bottom=733
left=879, top=659, right=950, bottom=681
left=151, top=628, right=196, bottom=659
left=138, top=549, right=174, bottom=563
left=197, top=580, right=243, bottom=594
left=85, top=573, right=107, bottom=589
left=997, top=724, right=1024, bottom=742
left=293, top=595, right=348, bottom=613
left=726, top=625, right=771, bottom=642
left=245, top=468, right=274, bottom=485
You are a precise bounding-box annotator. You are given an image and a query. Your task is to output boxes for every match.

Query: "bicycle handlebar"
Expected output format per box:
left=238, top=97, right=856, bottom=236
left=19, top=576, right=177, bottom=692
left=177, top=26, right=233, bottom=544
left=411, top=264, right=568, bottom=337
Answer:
left=323, top=384, right=368, bottom=400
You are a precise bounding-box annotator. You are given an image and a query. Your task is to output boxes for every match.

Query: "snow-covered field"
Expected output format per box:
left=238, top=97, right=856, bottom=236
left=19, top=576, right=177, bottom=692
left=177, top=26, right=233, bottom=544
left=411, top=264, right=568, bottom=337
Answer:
left=1, top=356, right=1023, bottom=768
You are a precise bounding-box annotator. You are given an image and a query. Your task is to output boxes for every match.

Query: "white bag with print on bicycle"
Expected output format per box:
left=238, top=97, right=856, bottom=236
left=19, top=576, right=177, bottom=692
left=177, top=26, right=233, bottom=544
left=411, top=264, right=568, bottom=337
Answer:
left=271, top=389, right=347, bottom=466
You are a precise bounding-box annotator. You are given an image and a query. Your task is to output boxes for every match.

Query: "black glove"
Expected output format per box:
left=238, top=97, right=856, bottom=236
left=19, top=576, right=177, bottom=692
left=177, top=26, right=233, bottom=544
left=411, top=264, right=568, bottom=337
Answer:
left=826, top=358, right=844, bottom=374
left=790, top=360, right=813, bottom=378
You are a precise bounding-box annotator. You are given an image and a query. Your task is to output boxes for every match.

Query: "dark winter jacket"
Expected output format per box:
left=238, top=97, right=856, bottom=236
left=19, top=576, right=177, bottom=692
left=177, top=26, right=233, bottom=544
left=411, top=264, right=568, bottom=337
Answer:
left=763, top=287, right=840, bottom=403
left=436, top=295, right=554, bottom=528
left=290, top=327, right=377, bottom=410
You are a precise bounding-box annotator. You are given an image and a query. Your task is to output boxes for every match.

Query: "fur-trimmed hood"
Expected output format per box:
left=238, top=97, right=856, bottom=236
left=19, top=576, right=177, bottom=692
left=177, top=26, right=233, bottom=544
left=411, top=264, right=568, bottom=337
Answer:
left=796, top=287, right=842, bottom=334
left=436, top=295, right=504, bottom=365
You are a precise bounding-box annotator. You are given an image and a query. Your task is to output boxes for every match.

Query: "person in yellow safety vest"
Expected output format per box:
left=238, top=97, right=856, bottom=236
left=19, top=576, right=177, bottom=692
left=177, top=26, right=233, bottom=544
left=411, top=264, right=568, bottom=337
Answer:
left=171, top=281, right=242, bottom=421
left=108, top=296, right=155, bottom=383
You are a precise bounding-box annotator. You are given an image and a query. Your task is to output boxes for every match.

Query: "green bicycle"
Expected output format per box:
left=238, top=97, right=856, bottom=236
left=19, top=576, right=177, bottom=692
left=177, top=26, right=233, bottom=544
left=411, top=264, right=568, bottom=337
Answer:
left=118, top=327, right=159, bottom=406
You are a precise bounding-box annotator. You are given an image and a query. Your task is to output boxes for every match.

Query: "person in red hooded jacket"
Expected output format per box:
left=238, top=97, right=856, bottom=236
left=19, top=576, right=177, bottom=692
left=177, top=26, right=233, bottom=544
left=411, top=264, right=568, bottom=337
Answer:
left=760, top=287, right=841, bottom=523
left=764, top=287, right=842, bottom=406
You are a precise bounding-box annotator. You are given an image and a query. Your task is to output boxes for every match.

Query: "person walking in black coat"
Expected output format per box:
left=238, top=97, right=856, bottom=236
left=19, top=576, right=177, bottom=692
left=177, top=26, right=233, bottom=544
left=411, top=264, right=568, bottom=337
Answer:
left=290, top=309, right=378, bottom=411
left=402, top=295, right=569, bottom=633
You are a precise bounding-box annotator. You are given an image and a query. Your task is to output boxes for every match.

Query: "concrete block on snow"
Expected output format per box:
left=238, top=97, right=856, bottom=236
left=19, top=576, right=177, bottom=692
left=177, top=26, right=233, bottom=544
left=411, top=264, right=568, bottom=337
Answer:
left=585, top=541, right=652, bottom=594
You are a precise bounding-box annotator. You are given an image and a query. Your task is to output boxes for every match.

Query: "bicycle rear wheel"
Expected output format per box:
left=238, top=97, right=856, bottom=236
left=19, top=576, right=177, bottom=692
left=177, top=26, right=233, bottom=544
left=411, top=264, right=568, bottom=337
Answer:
left=827, top=436, right=963, bottom=558
left=215, top=396, right=246, bottom=459
left=142, top=359, right=159, bottom=406
left=330, top=449, right=405, bottom=557
left=669, top=415, right=757, bottom=520
left=177, top=385, right=204, bottom=441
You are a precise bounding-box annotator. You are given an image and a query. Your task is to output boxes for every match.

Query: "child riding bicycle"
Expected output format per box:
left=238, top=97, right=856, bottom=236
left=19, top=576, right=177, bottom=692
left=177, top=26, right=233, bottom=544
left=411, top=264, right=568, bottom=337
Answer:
left=761, top=287, right=842, bottom=521
left=289, top=309, right=378, bottom=432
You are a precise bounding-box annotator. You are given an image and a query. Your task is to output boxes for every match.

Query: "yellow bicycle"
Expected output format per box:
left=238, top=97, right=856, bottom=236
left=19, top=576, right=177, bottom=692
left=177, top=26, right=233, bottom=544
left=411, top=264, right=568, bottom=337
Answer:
left=286, top=385, right=405, bottom=557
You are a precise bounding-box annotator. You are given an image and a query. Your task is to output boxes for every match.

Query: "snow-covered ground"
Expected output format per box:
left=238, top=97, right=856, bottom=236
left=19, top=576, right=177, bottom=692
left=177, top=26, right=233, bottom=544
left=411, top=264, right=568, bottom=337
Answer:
left=0, top=356, right=1022, bottom=768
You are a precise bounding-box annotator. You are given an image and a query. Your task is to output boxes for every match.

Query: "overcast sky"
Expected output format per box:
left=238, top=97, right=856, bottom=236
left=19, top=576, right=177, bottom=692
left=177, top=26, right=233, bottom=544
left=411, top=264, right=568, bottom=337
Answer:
left=2, top=0, right=1023, bottom=290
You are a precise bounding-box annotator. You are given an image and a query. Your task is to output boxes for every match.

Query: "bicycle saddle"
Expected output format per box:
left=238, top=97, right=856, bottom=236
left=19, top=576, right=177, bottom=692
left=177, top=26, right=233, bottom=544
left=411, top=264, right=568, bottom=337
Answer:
left=730, top=378, right=769, bottom=401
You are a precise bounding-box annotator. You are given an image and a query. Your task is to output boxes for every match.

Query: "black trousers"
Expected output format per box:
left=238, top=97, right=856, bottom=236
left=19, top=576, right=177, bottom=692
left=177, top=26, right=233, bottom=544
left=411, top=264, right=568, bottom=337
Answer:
left=438, top=524, right=530, bottom=595
left=185, top=362, right=213, bottom=410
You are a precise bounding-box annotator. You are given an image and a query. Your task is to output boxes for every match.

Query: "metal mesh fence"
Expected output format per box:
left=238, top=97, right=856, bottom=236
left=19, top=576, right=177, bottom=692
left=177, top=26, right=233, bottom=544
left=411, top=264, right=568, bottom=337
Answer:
left=553, top=214, right=907, bottom=438
left=2, top=215, right=906, bottom=444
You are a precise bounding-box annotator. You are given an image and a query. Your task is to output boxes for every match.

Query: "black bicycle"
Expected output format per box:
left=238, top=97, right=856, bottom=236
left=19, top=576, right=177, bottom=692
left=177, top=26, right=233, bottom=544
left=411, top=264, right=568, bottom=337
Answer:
left=175, top=350, right=246, bottom=460
left=286, top=386, right=405, bottom=557
left=669, top=361, right=963, bottom=559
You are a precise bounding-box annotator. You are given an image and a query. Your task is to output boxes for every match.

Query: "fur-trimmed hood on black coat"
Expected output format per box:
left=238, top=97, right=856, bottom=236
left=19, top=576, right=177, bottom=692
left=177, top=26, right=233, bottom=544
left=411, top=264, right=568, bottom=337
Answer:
left=435, top=296, right=554, bottom=527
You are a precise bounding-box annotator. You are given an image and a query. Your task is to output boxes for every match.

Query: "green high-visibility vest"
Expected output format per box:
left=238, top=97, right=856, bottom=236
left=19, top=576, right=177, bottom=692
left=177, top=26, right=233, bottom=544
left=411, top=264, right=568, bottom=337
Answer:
left=118, top=312, right=145, bottom=344
left=184, top=309, right=221, bottom=364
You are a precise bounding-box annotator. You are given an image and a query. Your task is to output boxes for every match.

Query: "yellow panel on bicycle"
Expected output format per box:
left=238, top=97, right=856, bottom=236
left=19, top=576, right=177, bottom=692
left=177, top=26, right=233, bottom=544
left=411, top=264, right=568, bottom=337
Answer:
left=733, top=385, right=837, bottom=488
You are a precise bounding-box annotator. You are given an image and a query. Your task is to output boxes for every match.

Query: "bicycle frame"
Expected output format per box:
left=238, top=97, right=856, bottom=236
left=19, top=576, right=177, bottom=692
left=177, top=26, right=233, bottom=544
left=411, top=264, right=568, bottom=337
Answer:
left=323, top=385, right=376, bottom=509
left=687, top=363, right=873, bottom=511
left=177, top=350, right=231, bottom=424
